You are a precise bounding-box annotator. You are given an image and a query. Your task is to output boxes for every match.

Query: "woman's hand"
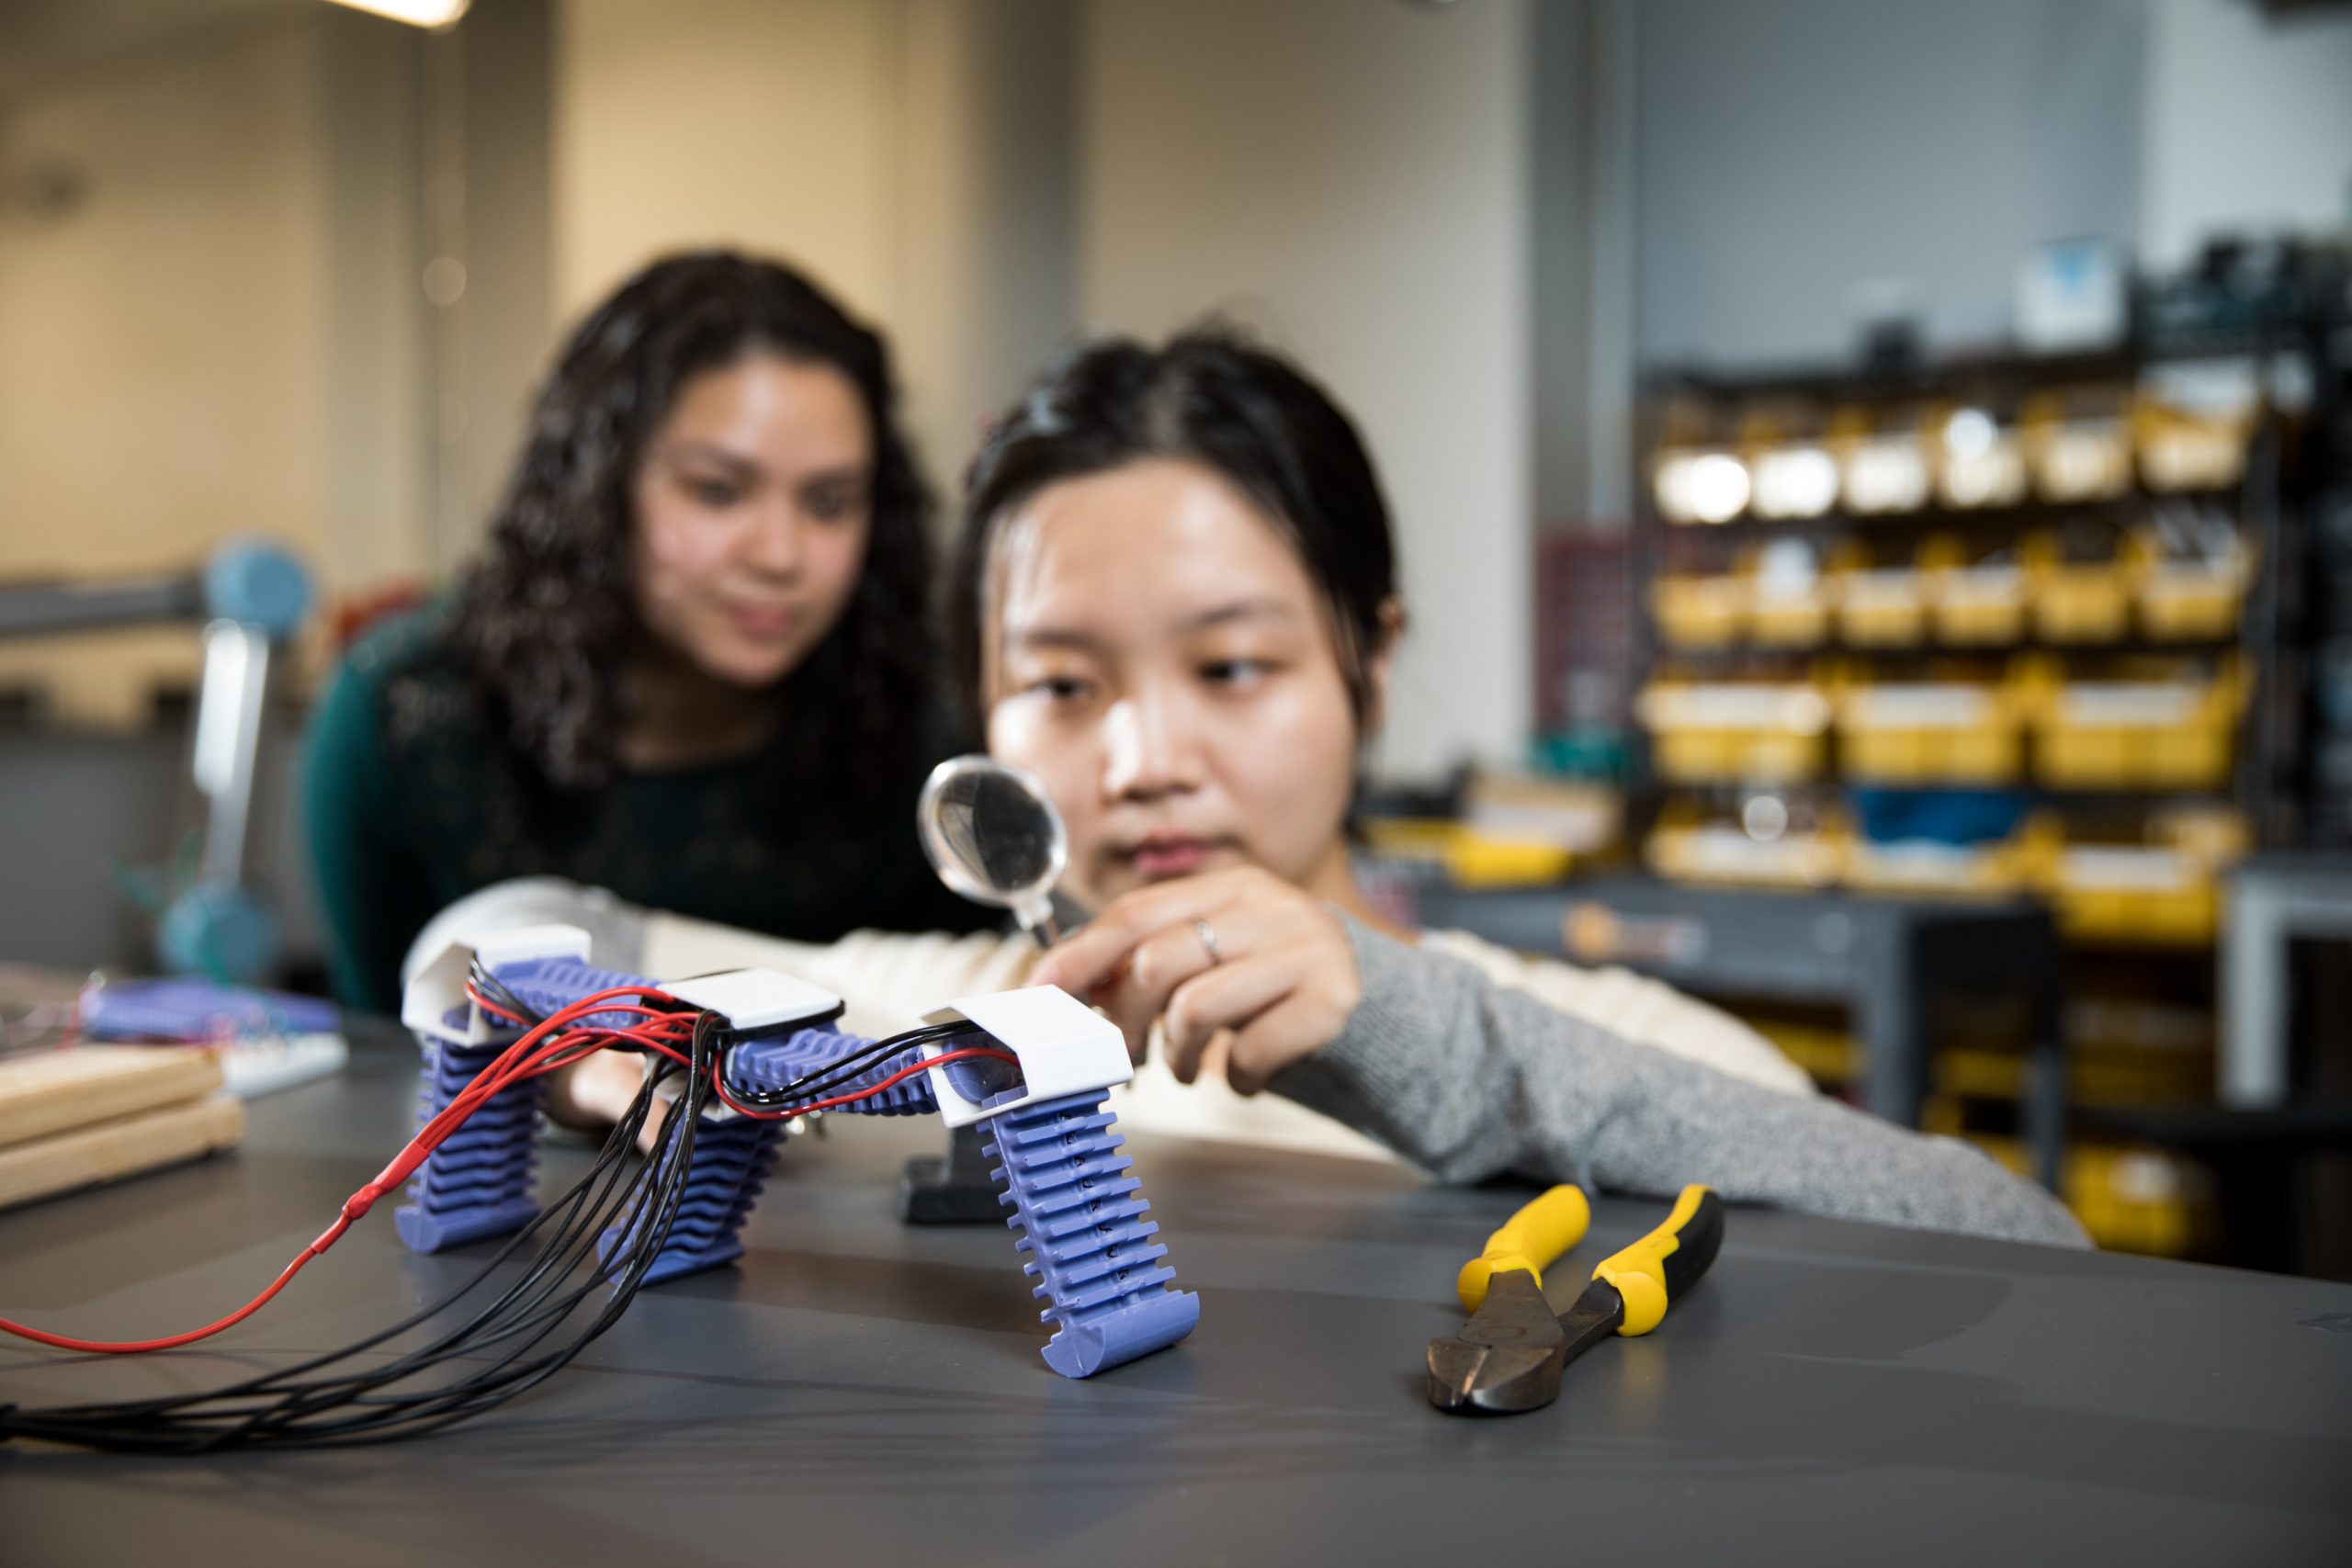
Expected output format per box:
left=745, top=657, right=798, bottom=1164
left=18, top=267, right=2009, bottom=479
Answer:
left=545, top=1050, right=670, bottom=1152
left=1028, top=866, right=1363, bottom=1095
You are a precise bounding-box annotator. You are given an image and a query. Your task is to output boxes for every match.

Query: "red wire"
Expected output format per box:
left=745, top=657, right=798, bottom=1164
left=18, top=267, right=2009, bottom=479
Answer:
left=709, top=1044, right=1017, bottom=1121
left=0, top=985, right=683, bottom=1356
left=1, top=990, right=1021, bottom=1356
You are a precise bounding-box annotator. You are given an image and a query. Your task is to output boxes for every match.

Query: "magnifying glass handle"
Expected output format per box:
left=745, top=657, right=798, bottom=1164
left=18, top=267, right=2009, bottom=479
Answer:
left=1014, top=895, right=1062, bottom=949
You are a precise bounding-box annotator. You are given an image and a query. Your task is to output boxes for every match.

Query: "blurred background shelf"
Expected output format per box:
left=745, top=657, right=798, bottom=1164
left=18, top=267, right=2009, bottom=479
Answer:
left=1498, top=231, right=2352, bottom=1274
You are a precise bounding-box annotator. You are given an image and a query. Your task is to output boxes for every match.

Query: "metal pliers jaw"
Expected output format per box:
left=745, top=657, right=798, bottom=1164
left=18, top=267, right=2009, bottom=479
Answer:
left=1426, top=1185, right=1724, bottom=1416
left=1427, top=1271, right=1630, bottom=1413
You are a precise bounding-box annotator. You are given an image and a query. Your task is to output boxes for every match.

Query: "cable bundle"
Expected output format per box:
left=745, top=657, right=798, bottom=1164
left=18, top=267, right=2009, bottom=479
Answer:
left=0, top=994, right=711, bottom=1452
left=0, top=977, right=1023, bottom=1453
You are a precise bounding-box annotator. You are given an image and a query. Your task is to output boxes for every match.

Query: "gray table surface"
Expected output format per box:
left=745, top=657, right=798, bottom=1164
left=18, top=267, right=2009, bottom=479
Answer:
left=4, top=1043, right=2350, bottom=1567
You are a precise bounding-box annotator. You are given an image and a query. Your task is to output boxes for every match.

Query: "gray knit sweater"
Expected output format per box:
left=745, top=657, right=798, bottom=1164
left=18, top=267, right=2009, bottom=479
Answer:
left=1270, top=919, right=2091, bottom=1249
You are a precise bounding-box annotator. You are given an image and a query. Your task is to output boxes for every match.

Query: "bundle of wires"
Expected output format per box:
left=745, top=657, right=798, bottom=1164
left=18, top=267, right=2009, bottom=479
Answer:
left=0, top=974, right=1014, bottom=1454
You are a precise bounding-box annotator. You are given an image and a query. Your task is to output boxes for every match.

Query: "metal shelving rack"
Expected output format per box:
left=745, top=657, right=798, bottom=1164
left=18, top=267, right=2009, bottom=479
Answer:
left=1602, top=243, right=2347, bottom=1253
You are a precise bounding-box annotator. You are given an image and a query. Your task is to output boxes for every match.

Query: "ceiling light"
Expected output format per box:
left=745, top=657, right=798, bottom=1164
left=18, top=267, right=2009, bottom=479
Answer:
left=322, top=0, right=471, bottom=28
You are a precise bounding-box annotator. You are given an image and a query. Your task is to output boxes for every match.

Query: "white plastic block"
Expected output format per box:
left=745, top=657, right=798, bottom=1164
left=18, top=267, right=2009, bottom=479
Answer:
left=400, top=923, right=594, bottom=1045
left=662, top=968, right=843, bottom=1032
left=920, top=986, right=1133, bottom=1128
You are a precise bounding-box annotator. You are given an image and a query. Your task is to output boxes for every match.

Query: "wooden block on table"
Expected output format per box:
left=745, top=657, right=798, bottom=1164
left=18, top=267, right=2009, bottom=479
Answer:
left=0, top=1094, right=245, bottom=1213
left=0, top=1046, right=226, bottom=1148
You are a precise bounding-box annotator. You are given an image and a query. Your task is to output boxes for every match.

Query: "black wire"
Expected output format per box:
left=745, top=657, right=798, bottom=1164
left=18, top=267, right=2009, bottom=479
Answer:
left=3, top=1066, right=672, bottom=1450
left=720, top=1020, right=980, bottom=1110
left=2, top=1005, right=990, bottom=1451
left=26, top=1066, right=657, bottom=1429
left=467, top=960, right=547, bottom=1031
left=0, top=1012, right=721, bottom=1453
left=473, top=959, right=956, bottom=1111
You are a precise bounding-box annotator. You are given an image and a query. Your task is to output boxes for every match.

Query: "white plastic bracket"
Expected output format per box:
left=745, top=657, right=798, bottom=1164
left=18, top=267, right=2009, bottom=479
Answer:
left=662, top=968, right=843, bottom=1034
left=920, top=986, right=1132, bottom=1128
left=653, top=968, right=848, bottom=1124
left=400, top=922, right=594, bottom=1046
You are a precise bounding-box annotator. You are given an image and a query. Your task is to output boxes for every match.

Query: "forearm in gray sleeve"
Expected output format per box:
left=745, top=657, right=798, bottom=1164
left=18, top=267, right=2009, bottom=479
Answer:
left=1272, top=921, right=2089, bottom=1249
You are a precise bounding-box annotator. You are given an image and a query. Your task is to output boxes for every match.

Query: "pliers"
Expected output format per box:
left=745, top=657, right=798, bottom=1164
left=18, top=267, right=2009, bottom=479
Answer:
left=1426, top=1183, right=1724, bottom=1414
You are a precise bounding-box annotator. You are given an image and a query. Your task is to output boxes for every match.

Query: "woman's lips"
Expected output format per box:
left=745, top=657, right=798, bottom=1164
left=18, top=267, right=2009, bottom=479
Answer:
left=1125, top=838, right=1224, bottom=877
left=723, top=603, right=798, bottom=642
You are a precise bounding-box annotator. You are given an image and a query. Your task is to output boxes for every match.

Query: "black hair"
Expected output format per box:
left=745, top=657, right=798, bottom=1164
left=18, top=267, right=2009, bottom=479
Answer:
left=951, top=326, right=1399, bottom=729
left=449, top=249, right=934, bottom=793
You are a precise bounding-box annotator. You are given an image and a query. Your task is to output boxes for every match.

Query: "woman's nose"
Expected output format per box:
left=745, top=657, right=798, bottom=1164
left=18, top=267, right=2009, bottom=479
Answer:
left=1100, top=691, right=1200, bottom=800
left=741, top=500, right=804, bottom=576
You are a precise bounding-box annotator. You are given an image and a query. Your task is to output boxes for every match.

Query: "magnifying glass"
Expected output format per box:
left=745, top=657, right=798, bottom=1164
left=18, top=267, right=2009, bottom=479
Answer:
left=916, top=755, right=1069, bottom=945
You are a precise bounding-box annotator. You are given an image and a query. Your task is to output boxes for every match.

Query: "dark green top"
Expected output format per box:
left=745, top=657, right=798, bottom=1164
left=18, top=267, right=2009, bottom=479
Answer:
left=304, top=606, right=989, bottom=1012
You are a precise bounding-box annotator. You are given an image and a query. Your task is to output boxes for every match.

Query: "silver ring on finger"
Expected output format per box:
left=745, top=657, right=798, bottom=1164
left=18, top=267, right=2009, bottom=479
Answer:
left=1193, top=918, right=1222, bottom=965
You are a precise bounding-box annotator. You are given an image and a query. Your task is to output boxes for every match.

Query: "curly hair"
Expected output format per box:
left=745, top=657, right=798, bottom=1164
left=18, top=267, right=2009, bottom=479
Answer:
left=951, top=327, right=1398, bottom=730
left=449, top=250, right=936, bottom=795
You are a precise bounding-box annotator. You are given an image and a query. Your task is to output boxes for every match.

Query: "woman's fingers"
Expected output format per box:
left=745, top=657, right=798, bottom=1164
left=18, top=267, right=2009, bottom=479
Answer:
left=1031, top=869, right=1262, bottom=995
left=1100, top=919, right=1220, bottom=1056
left=1033, top=865, right=1362, bottom=1090
left=1225, top=992, right=1348, bottom=1095
left=548, top=1051, right=643, bottom=1127
left=1159, top=947, right=1307, bottom=1084
left=544, top=1050, right=675, bottom=1153
left=1101, top=898, right=1291, bottom=1056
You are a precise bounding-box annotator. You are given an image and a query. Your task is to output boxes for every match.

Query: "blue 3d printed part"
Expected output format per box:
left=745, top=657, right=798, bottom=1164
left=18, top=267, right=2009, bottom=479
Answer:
left=983, top=1089, right=1200, bottom=1377
left=597, top=1115, right=787, bottom=1284
left=394, top=1028, right=545, bottom=1253
left=399, top=936, right=1199, bottom=1378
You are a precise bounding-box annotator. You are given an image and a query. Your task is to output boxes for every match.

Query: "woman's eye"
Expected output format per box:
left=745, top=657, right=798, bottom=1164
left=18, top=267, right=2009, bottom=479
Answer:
left=804, top=483, right=866, bottom=523
left=1029, top=675, right=1094, bottom=704
left=684, top=476, right=743, bottom=508
left=1202, top=659, right=1271, bottom=689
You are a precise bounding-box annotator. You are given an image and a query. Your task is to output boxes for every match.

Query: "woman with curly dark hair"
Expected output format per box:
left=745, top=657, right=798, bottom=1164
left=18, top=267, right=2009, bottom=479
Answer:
left=304, top=250, right=986, bottom=1011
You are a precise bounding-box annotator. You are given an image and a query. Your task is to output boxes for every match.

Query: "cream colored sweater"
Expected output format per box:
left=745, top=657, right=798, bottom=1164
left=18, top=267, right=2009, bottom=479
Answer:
left=639, top=910, right=1815, bottom=1165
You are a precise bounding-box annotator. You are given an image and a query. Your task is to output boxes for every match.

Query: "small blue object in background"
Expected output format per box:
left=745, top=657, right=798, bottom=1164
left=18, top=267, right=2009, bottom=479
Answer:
left=80, top=976, right=339, bottom=1043
left=157, top=881, right=282, bottom=985
left=201, top=537, right=312, bottom=641
left=1849, top=787, right=2030, bottom=847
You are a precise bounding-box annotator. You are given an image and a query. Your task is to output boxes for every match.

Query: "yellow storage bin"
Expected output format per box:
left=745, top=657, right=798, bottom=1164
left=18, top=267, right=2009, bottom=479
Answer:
left=1645, top=808, right=1844, bottom=888
left=2135, top=395, right=2255, bottom=494
left=1935, top=409, right=2029, bottom=509
left=1935, top=564, right=2029, bottom=643
left=1749, top=587, right=1832, bottom=647
left=2033, top=554, right=2138, bottom=643
left=1748, top=443, right=1841, bottom=520
left=1361, top=820, right=1576, bottom=890
left=1445, top=836, right=1576, bottom=888
left=1843, top=835, right=2024, bottom=897
left=1838, top=568, right=1929, bottom=646
left=1966, top=1132, right=2204, bottom=1257
left=1649, top=727, right=1829, bottom=783
left=1747, top=1019, right=1863, bottom=1084
left=2047, top=848, right=2221, bottom=943
left=1637, top=682, right=1832, bottom=784
left=1839, top=433, right=1933, bottom=514
left=2022, top=807, right=2247, bottom=945
left=1838, top=682, right=2023, bottom=784
left=2025, top=404, right=2134, bottom=502
left=1650, top=574, right=1747, bottom=648
left=1652, top=447, right=1751, bottom=525
left=2139, top=551, right=2250, bottom=641
left=2030, top=672, right=2241, bottom=789
left=1748, top=538, right=1833, bottom=647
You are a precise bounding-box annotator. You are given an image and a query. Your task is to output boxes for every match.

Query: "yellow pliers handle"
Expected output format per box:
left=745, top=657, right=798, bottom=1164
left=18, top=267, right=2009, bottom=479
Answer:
left=1591, top=1184, right=1725, bottom=1336
left=1454, top=1185, right=1590, bottom=1314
